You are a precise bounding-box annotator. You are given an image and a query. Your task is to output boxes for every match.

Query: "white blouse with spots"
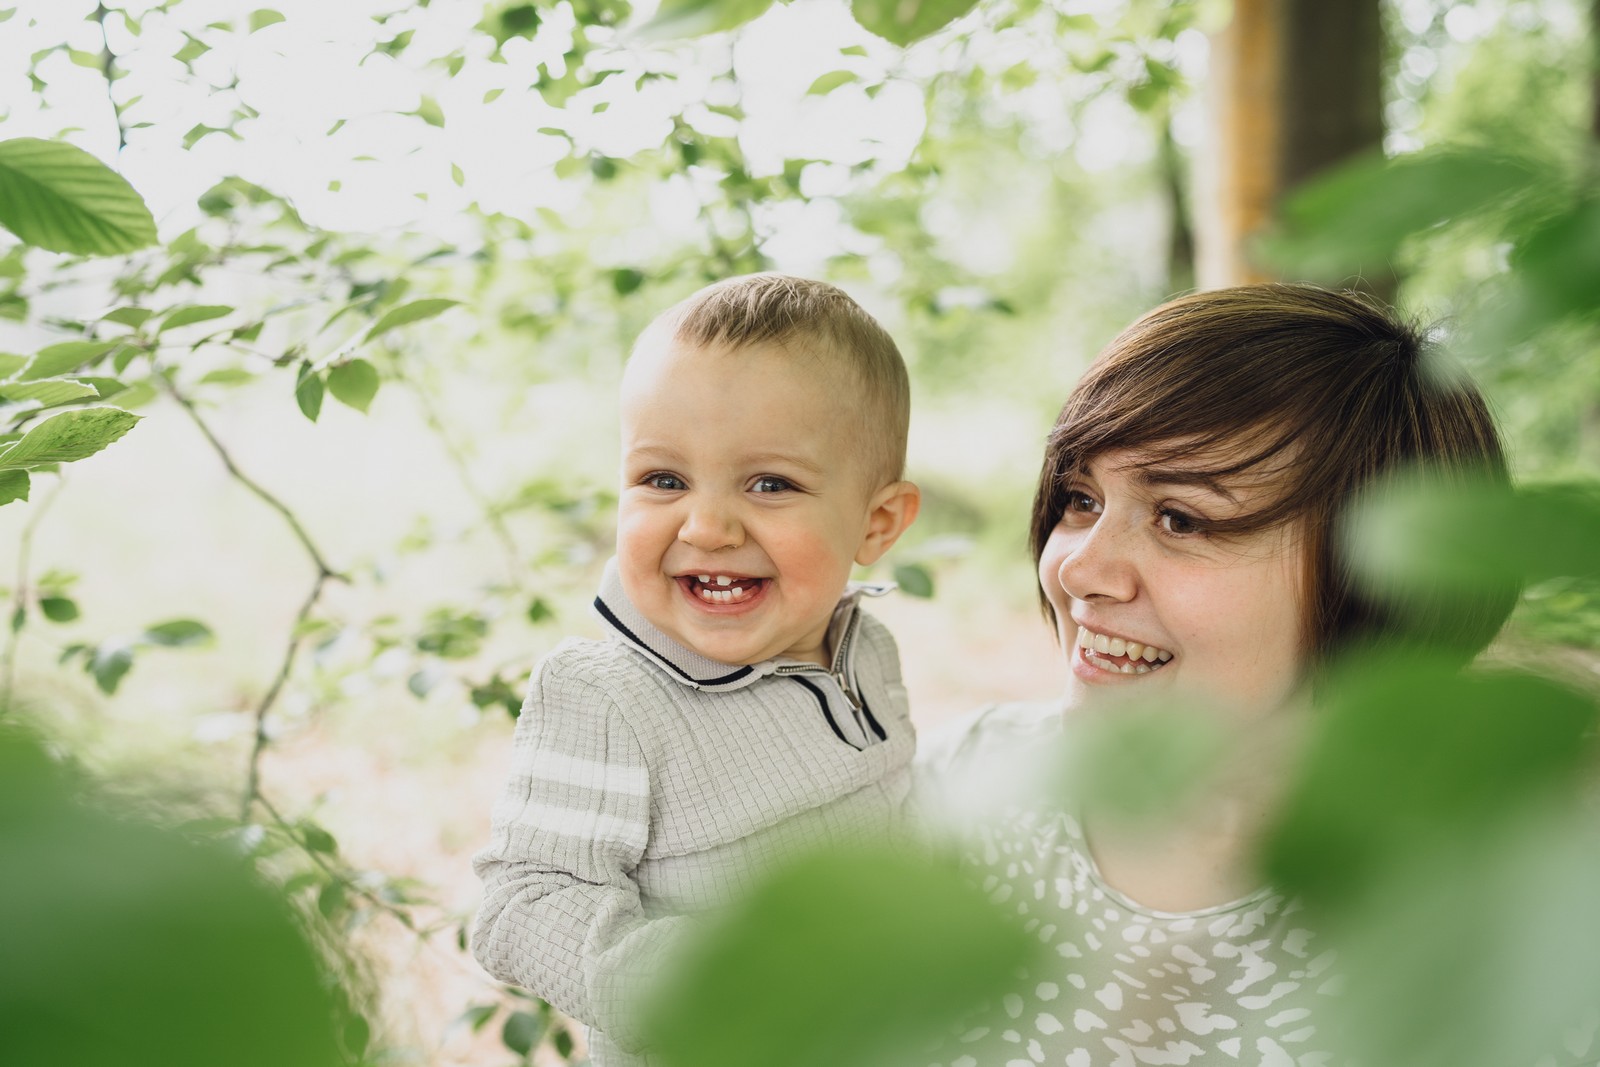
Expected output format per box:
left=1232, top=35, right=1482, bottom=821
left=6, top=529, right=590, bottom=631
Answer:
left=917, top=702, right=1341, bottom=1067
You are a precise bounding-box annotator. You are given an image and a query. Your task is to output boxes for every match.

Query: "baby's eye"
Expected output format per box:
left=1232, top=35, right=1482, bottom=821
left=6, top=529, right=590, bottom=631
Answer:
left=1159, top=508, right=1204, bottom=535
left=645, top=473, right=686, bottom=491
left=751, top=475, right=794, bottom=494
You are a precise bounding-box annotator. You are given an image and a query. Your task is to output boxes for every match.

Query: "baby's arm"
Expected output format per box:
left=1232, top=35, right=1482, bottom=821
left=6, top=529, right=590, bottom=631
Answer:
left=472, top=653, right=687, bottom=1051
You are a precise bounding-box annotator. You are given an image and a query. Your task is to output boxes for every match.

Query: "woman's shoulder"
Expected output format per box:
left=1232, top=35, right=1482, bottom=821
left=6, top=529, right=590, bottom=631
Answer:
left=918, top=700, right=1064, bottom=776
left=914, top=701, right=1064, bottom=831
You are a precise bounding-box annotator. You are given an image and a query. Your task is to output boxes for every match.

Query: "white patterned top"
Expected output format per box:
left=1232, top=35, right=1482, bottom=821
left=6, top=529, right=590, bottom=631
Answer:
left=917, top=702, right=1340, bottom=1067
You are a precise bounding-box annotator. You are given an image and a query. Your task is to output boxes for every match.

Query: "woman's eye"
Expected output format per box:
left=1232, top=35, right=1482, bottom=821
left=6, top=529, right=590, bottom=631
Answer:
left=645, top=473, right=685, bottom=491
left=1064, top=490, right=1101, bottom=514
left=751, top=476, right=793, bottom=494
left=1159, top=508, right=1203, bottom=535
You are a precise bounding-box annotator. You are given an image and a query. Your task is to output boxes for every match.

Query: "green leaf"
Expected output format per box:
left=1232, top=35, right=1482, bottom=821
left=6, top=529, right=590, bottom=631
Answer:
left=249, top=8, right=285, bottom=30
left=891, top=562, right=933, bottom=598
left=840, top=44, right=868, bottom=55
left=0, top=138, right=158, bottom=255
left=526, top=597, right=553, bottom=623
left=294, top=362, right=323, bottom=422
left=21, top=340, right=120, bottom=380
left=414, top=95, right=445, bottom=128
left=502, top=1010, right=544, bottom=1056
left=317, top=880, right=346, bottom=919
left=0, top=353, right=26, bottom=377
left=610, top=268, right=645, bottom=295
left=300, top=824, right=337, bottom=854
left=142, top=619, right=213, bottom=647
left=632, top=0, right=776, bottom=40
left=806, top=70, right=858, bottom=95
left=454, top=1003, right=497, bottom=1033
left=326, top=359, right=379, bottom=413
left=641, top=841, right=1043, bottom=1067
left=1262, top=149, right=1540, bottom=281
left=362, top=298, right=461, bottom=344
left=158, top=304, right=233, bottom=333
left=101, top=306, right=153, bottom=328
left=0, top=408, right=139, bottom=471
left=450, top=162, right=465, bottom=186
left=850, top=0, right=979, bottom=45
left=39, top=596, right=78, bottom=623
left=0, top=380, right=99, bottom=406
left=0, top=470, right=29, bottom=506
left=198, top=368, right=255, bottom=386
left=90, top=643, right=134, bottom=694
left=174, top=33, right=209, bottom=64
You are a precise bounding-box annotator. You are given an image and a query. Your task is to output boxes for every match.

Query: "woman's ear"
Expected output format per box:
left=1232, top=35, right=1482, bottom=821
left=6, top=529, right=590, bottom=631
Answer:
left=855, top=481, right=922, bottom=566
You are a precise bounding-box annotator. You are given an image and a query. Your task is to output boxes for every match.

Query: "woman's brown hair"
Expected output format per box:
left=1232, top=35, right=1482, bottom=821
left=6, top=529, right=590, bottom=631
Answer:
left=1030, top=284, right=1514, bottom=665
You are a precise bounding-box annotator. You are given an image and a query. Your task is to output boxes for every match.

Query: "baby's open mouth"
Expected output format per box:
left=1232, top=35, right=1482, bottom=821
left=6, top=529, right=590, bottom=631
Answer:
left=680, top=574, right=765, bottom=605
left=1076, top=626, right=1173, bottom=675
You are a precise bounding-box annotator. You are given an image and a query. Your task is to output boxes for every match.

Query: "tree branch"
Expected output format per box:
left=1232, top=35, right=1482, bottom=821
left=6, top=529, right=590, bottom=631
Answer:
left=163, top=379, right=345, bottom=581
left=91, top=3, right=129, bottom=153
left=240, top=569, right=329, bottom=820
left=1, top=477, right=67, bottom=715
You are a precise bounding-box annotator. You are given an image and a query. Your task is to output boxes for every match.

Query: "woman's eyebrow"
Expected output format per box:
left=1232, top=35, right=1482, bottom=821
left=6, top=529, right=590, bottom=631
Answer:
left=1133, top=466, right=1240, bottom=502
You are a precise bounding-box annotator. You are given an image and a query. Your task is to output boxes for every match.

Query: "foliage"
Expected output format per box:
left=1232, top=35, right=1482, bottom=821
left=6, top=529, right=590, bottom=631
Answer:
left=0, top=0, right=1597, bottom=1064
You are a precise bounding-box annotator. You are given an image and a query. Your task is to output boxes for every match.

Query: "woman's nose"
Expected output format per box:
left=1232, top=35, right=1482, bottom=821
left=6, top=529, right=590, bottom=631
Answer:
left=1055, top=522, right=1137, bottom=604
left=677, top=496, right=745, bottom=551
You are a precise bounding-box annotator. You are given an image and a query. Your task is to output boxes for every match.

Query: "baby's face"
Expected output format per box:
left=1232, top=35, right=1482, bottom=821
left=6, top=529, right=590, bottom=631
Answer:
left=616, top=337, right=880, bottom=667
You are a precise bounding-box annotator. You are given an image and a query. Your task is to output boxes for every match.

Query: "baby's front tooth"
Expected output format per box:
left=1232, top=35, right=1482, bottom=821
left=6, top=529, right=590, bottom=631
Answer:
left=715, top=575, right=732, bottom=586
left=698, top=574, right=712, bottom=583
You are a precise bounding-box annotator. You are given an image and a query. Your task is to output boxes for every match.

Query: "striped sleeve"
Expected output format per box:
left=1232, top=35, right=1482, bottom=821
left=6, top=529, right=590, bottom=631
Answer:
left=471, top=648, right=686, bottom=1050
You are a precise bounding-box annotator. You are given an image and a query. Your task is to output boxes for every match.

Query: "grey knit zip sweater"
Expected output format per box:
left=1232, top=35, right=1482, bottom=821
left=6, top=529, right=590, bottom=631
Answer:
left=471, top=560, right=916, bottom=1066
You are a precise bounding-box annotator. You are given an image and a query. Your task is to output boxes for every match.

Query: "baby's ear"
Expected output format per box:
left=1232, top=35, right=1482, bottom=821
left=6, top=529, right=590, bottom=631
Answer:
left=855, top=481, right=921, bottom=566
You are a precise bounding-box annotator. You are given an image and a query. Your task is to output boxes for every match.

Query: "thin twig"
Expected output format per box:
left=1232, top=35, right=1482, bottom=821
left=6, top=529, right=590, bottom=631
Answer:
left=240, top=569, right=329, bottom=820
left=395, top=368, right=527, bottom=587
left=163, top=379, right=344, bottom=580
left=91, top=3, right=128, bottom=153
left=253, top=791, right=419, bottom=926
left=1, top=477, right=67, bottom=714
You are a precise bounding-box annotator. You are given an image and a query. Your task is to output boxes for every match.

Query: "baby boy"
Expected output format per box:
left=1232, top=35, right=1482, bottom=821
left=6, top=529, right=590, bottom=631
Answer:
left=472, top=274, right=922, bottom=1066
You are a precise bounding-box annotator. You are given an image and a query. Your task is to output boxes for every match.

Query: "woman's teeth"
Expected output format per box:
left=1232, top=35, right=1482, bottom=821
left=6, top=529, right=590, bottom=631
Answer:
left=692, top=575, right=756, bottom=603
left=1076, top=626, right=1173, bottom=674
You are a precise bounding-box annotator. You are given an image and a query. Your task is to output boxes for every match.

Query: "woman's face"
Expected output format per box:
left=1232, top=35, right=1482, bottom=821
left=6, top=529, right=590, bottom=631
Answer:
left=1038, top=447, right=1309, bottom=721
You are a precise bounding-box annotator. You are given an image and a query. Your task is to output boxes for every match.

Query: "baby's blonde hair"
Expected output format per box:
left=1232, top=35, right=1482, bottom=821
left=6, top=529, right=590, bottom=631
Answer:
left=644, top=273, right=911, bottom=488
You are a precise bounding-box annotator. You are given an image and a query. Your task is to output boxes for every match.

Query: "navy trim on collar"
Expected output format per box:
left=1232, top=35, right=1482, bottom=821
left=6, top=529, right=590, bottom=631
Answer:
left=591, top=596, right=754, bottom=688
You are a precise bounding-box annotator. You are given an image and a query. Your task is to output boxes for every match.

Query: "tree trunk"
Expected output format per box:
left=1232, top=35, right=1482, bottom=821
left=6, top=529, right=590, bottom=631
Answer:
left=1195, top=0, right=1386, bottom=290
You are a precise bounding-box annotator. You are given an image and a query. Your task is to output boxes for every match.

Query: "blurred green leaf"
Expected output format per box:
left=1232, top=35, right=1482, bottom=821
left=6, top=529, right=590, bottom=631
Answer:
left=1266, top=651, right=1596, bottom=911
left=0, top=380, right=99, bottom=406
left=1066, top=703, right=1231, bottom=826
left=159, top=304, right=233, bottom=333
left=300, top=824, right=337, bottom=854
left=89, top=643, right=134, bottom=694
left=363, top=298, right=461, bottom=343
left=20, top=340, right=120, bottom=380
left=142, top=619, right=213, bottom=647
left=327, top=359, right=379, bottom=413
left=891, top=562, right=934, bottom=598
left=101, top=306, right=153, bottom=328
left=851, top=0, right=980, bottom=45
left=807, top=70, right=858, bottom=95
left=294, top=362, right=323, bottom=422
left=0, top=138, right=158, bottom=255
left=0, top=408, right=140, bottom=471
left=642, top=840, right=1043, bottom=1067
left=502, top=1010, right=544, bottom=1056
left=0, top=470, right=29, bottom=506
left=0, top=728, right=343, bottom=1067
left=249, top=8, right=285, bottom=31
left=633, top=0, right=775, bottom=40
left=1262, top=148, right=1539, bottom=281
left=610, top=267, right=645, bottom=295
left=39, top=596, right=78, bottom=623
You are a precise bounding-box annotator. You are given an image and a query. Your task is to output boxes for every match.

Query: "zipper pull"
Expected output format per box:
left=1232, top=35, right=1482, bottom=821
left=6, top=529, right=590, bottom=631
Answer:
left=834, top=669, right=863, bottom=712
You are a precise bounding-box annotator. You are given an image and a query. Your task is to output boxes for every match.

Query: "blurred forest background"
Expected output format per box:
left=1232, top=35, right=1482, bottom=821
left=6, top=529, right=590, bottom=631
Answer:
left=1, top=0, right=1598, bottom=1064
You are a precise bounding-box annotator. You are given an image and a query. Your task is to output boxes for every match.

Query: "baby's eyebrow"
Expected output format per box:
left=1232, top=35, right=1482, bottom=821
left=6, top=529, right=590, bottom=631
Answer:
left=744, top=451, right=827, bottom=478
left=1132, top=466, right=1240, bottom=503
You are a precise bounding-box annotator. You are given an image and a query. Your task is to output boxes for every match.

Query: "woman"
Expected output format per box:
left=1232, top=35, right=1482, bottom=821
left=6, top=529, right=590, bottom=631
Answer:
left=920, top=284, right=1517, bottom=1065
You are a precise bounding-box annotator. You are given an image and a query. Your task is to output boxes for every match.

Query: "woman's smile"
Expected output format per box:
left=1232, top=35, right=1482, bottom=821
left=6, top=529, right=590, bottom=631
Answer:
left=1074, top=624, right=1174, bottom=676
